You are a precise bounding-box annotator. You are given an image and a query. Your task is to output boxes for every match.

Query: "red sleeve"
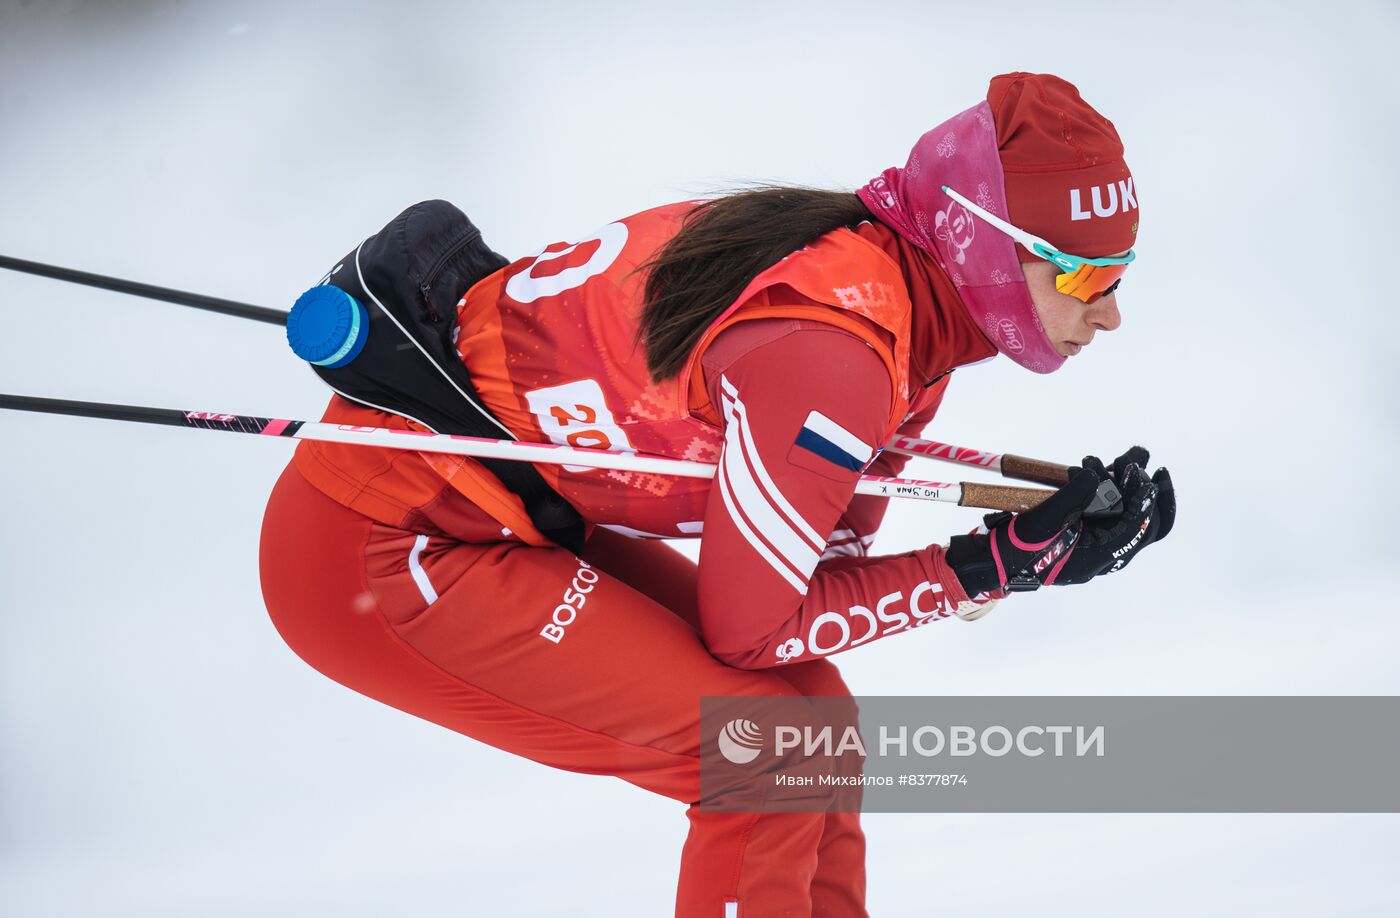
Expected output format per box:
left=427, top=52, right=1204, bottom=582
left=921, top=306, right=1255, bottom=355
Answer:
left=821, top=381, right=948, bottom=560
left=695, top=319, right=977, bottom=669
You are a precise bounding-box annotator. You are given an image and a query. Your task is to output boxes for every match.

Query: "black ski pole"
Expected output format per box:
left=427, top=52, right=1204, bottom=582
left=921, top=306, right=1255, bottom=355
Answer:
left=0, top=254, right=287, bottom=325
left=0, top=393, right=295, bottom=433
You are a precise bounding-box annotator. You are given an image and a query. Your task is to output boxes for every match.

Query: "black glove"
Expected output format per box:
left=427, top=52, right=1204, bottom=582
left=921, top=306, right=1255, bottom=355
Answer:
left=1025, top=445, right=1177, bottom=585
left=1078, top=446, right=1175, bottom=542
left=1080, top=445, right=1150, bottom=495
left=947, top=450, right=1176, bottom=594
left=1044, top=461, right=1168, bottom=584
left=946, top=468, right=1102, bottom=596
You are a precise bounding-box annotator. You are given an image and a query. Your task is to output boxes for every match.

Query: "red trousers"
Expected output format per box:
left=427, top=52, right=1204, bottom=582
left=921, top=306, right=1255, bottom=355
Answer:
left=259, top=463, right=866, bottom=917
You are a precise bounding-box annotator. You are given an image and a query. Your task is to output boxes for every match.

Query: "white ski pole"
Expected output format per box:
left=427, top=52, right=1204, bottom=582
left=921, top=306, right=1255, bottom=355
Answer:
left=0, top=394, right=1055, bottom=513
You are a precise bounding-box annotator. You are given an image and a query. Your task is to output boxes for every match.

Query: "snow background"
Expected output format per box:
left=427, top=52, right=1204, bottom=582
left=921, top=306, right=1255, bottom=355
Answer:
left=2, top=0, right=1397, bottom=914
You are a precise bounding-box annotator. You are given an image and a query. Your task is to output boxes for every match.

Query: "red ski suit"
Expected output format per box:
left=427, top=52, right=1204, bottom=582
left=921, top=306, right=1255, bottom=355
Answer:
left=259, top=202, right=999, bottom=916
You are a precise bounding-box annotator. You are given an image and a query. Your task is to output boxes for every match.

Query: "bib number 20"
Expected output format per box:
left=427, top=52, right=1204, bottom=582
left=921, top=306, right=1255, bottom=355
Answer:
left=525, top=379, right=634, bottom=471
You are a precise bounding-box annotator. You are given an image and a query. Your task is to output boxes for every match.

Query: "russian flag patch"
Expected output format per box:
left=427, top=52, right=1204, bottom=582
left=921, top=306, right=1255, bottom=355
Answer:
left=793, top=411, right=876, bottom=472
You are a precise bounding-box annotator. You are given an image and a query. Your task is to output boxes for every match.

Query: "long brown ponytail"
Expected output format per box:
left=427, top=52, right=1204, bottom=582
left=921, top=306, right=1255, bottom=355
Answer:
left=637, top=186, right=872, bottom=380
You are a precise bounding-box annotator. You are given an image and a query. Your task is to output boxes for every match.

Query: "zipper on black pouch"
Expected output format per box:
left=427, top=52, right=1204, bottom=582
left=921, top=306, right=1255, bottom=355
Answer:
left=418, top=227, right=482, bottom=323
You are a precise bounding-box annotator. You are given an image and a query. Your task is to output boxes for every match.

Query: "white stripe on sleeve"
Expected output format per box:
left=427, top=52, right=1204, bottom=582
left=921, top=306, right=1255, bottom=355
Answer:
left=717, top=386, right=822, bottom=583
left=408, top=534, right=439, bottom=605
left=717, top=455, right=808, bottom=592
left=720, top=377, right=824, bottom=550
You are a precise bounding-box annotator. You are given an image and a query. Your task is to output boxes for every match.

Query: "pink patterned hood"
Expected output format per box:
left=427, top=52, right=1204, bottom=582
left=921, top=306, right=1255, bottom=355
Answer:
left=856, top=101, right=1065, bottom=374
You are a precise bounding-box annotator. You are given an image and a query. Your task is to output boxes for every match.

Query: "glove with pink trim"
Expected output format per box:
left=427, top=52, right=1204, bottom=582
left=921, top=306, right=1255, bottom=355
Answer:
left=1050, top=450, right=1173, bottom=584
left=945, top=467, right=1100, bottom=595
left=946, top=457, right=1172, bottom=594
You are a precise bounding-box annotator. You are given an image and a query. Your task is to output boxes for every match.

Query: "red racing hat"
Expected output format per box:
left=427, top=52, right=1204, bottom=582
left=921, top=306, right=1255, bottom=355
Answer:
left=989, top=73, right=1139, bottom=261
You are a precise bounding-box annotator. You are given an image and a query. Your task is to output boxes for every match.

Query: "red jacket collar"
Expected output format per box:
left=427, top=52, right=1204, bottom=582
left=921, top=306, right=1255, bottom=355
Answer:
left=854, top=220, right=997, bottom=390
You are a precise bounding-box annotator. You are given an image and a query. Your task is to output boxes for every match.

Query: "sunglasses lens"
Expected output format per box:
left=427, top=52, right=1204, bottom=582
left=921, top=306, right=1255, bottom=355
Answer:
left=1055, top=262, right=1129, bottom=304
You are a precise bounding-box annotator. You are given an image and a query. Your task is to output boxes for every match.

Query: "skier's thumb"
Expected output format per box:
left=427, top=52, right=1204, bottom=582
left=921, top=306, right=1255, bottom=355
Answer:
left=1151, top=467, right=1176, bottom=542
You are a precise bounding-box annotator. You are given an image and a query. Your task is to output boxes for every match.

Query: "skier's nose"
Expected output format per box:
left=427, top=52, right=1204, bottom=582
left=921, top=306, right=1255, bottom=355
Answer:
left=1089, top=294, right=1121, bottom=332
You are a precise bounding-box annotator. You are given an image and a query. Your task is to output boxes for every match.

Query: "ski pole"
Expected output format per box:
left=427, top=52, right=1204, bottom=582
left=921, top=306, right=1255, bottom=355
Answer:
left=886, top=435, right=1071, bottom=487
left=2, top=257, right=1084, bottom=484
left=0, top=254, right=287, bottom=325
left=0, top=394, right=1055, bottom=513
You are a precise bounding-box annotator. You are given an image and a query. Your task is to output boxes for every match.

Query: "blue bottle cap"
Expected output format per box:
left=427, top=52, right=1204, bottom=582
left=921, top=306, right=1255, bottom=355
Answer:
left=286, top=285, right=369, bottom=368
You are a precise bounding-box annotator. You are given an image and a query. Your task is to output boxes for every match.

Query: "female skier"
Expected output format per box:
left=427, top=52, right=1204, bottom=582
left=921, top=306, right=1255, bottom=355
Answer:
left=259, top=72, right=1173, bottom=916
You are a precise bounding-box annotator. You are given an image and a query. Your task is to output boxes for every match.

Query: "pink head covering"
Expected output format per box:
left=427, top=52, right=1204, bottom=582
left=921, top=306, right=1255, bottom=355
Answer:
left=857, top=100, right=1065, bottom=374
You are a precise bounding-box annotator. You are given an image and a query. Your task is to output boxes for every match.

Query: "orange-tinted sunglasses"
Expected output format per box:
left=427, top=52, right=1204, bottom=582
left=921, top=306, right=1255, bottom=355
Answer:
left=942, top=184, right=1134, bottom=304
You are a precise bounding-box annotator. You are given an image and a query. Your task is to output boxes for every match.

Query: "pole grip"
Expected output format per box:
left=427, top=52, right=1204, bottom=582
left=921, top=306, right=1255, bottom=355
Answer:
left=958, top=481, right=1055, bottom=513
left=998, top=453, right=1072, bottom=487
